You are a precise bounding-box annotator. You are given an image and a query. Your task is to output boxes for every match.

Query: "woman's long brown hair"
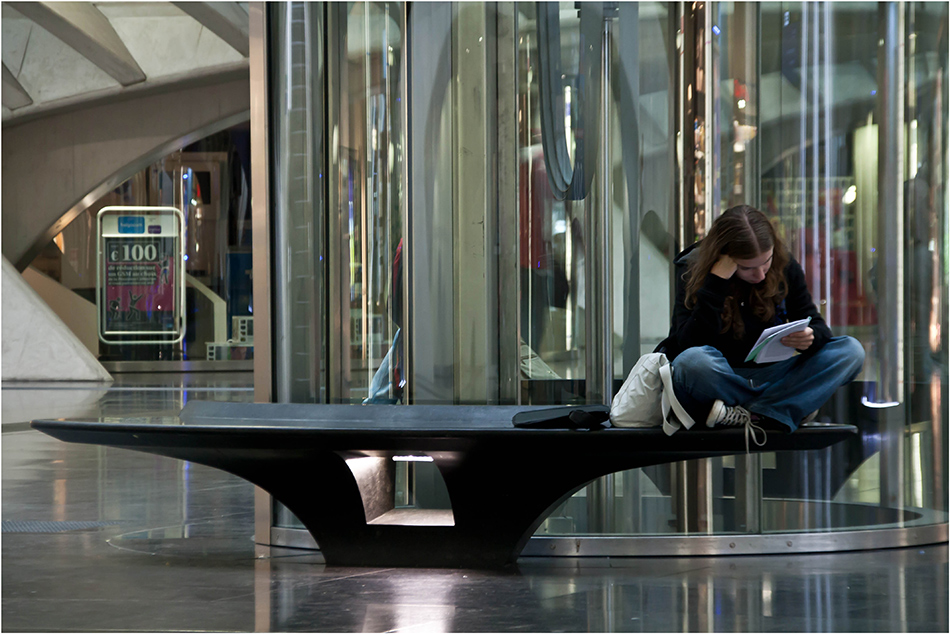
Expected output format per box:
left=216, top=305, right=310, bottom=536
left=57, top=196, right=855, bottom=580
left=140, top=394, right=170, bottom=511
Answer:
left=684, top=205, right=789, bottom=339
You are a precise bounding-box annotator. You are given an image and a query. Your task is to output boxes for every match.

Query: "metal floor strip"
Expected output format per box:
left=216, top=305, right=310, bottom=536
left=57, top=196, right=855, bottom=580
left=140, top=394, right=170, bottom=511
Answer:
left=2, top=520, right=126, bottom=533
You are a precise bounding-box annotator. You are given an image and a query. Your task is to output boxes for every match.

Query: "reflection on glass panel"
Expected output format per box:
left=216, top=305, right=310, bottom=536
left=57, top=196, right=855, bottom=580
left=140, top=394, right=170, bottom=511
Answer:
left=750, top=1, right=949, bottom=530
left=904, top=1, right=949, bottom=512
left=405, top=2, right=508, bottom=405
left=518, top=2, right=587, bottom=394
left=610, top=2, right=677, bottom=365
left=530, top=2, right=682, bottom=536
left=335, top=2, right=405, bottom=405
left=340, top=2, right=404, bottom=403
left=714, top=2, right=759, bottom=210
left=27, top=128, right=253, bottom=365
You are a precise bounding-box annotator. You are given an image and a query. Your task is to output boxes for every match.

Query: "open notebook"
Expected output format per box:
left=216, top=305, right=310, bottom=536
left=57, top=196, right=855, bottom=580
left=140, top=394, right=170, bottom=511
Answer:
left=744, top=317, right=812, bottom=364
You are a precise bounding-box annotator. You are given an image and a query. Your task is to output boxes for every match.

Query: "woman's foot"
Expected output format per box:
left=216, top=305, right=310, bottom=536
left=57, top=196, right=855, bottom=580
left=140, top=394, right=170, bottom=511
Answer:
left=706, top=400, right=751, bottom=428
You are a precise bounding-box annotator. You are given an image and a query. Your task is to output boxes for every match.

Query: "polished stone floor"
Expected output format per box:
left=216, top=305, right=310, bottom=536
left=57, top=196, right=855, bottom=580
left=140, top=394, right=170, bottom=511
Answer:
left=2, top=374, right=948, bottom=632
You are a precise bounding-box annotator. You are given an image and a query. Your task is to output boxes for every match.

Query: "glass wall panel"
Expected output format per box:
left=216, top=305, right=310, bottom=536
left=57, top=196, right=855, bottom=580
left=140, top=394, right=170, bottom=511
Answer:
left=263, top=0, right=946, bottom=544
left=903, top=1, right=949, bottom=514
left=330, top=2, right=405, bottom=405
left=715, top=0, right=948, bottom=532
left=521, top=2, right=682, bottom=535
left=27, top=126, right=253, bottom=365
left=270, top=0, right=405, bottom=407
left=516, top=2, right=584, bottom=389
left=406, top=3, right=508, bottom=405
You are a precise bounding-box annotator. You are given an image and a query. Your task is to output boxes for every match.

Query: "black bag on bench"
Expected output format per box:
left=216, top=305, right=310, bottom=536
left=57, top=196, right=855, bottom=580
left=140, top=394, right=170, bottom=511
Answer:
left=512, top=405, right=611, bottom=430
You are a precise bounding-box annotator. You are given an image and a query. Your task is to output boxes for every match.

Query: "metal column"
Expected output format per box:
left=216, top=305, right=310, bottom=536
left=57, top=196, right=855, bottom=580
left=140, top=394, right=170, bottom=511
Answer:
left=586, top=9, right=614, bottom=533
left=675, top=0, right=716, bottom=534
left=876, top=1, right=907, bottom=513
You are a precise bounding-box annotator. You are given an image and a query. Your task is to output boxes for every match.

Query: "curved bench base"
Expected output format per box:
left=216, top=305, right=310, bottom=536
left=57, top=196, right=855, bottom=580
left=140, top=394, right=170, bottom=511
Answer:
left=32, top=403, right=857, bottom=568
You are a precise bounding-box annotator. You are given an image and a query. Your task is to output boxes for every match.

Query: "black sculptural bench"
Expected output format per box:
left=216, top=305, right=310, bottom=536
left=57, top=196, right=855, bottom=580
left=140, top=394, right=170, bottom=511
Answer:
left=32, top=401, right=857, bottom=569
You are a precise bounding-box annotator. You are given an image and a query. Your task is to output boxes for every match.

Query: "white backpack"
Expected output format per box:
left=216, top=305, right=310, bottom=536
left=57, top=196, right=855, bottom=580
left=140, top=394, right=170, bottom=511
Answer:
left=609, top=353, right=696, bottom=435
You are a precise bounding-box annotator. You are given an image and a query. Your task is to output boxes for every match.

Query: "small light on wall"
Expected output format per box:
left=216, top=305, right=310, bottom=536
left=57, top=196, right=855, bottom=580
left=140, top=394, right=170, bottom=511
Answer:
left=737, top=99, right=746, bottom=109
left=393, top=455, right=434, bottom=462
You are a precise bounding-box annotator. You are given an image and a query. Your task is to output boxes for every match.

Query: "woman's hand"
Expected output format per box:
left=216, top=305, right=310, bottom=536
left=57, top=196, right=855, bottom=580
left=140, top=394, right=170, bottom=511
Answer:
left=711, top=254, right=738, bottom=279
left=781, top=327, right=814, bottom=351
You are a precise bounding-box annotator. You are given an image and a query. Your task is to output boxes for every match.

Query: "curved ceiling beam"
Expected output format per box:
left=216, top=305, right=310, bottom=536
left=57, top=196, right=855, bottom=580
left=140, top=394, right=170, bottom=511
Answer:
left=2, top=64, right=33, bottom=110
left=13, top=2, right=146, bottom=86
left=2, top=71, right=250, bottom=270
left=10, top=109, right=250, bottom=273
left=172, top=2, right=250, bottom=57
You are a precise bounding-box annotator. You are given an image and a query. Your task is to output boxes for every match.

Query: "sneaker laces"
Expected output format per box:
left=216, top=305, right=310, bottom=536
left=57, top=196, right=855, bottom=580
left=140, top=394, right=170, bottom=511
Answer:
left=716, top=406, right=767, bottom=452
left=743, top=419, right=767, bottom=453
left=715, top=406, right=750, bottom=427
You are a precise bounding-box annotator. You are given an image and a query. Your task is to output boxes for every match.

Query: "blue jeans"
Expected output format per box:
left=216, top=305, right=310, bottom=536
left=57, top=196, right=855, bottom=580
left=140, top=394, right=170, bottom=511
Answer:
left=670, top=336, right=865, bottom=430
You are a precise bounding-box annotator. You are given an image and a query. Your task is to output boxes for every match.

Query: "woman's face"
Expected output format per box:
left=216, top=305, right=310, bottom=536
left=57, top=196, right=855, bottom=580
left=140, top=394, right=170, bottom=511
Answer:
left=733, top=248, right=773, bottom=284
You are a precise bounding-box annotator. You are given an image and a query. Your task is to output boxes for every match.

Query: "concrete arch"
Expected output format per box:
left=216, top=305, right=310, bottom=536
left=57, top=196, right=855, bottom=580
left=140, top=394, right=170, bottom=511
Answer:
left=2, top=65, right=250, bottom=270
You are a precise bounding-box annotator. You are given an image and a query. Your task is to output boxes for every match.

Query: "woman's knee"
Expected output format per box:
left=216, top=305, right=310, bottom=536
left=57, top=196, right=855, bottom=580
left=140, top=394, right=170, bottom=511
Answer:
left=832, top=336, right=866, bottom=374
left=673, top=346, right=723, bottom=375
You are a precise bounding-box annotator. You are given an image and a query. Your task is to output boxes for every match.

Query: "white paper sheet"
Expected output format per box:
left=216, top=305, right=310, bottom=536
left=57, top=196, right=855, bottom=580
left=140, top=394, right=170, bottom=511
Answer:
left=744, top=317, right=812, bottom=364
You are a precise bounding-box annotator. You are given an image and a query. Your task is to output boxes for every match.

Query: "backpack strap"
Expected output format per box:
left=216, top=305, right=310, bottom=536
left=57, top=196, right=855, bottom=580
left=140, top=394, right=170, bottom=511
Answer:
left=658, top=360, right=697, bottom=436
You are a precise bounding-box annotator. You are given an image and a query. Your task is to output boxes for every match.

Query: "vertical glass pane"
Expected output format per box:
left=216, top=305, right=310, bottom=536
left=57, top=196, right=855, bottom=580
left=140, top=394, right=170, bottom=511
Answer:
left=517, top=2, right=588, bottom=402
left=751, top=1, right=948, bottom=531
left=529, top=2, right=681, bottom=535
left=766, top=1, right=865, bottom=527
left=333, top=2, right=405, bottom=404
left=715, top=3, right=759, bottom=209
left=612, top=3, right=678, bottom=369
left=903, top=1, right=948, bottom=513
left=406, top=2, right=506, bottom=405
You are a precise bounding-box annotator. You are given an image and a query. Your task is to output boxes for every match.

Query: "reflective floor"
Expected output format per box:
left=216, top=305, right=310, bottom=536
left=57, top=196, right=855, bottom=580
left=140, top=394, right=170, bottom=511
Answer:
left=2, top=374, right=948, bottom=632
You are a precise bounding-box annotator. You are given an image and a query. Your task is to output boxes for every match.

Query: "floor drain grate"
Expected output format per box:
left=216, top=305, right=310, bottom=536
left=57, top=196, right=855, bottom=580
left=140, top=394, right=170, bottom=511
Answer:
left=2, top=520, right=125, bottom=533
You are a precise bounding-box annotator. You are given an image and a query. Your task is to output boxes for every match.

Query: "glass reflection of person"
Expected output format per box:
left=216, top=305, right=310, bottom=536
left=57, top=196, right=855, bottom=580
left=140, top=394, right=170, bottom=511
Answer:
left=657, top=205, right=865, bottom=435
left=520, top=137, right=554, bottom=353
left=364, top=239, right=404, bottom=404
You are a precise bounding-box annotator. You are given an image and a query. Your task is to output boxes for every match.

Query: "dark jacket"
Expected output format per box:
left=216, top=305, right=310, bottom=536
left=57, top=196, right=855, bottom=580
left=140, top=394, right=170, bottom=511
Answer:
left=656, top=242, right=832, bottom=367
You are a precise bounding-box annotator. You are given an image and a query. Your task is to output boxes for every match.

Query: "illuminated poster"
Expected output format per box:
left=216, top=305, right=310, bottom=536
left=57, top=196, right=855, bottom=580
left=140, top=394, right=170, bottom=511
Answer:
left=98, top=207, right=184, bottom=344
left=104, top=236, right=177, bottom=332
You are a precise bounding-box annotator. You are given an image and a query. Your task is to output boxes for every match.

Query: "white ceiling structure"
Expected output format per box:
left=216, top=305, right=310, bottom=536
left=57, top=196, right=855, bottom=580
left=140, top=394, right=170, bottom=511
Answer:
left=1, top=1, right=249, bottom=122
